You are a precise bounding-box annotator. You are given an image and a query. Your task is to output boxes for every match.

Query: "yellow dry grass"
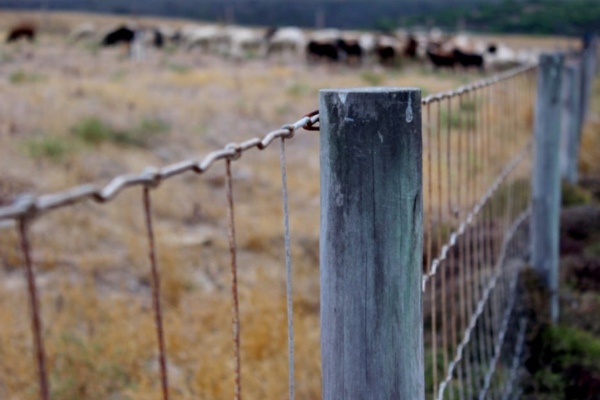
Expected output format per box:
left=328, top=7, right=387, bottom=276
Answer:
left=0, top=10, right=595, bottom=400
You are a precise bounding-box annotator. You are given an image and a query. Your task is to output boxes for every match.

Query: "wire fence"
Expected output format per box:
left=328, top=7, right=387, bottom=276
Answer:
left=0, top=52, right=594, bottom=400
left=421, top=65, right=536, bottom=400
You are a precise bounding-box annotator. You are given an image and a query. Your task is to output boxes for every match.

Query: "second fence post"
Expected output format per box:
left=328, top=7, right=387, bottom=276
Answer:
left=560, top=63, right=583, bottom=184
left=319, top=87, right=424, bottom=399
left=532, top=53, right=564, bottom=324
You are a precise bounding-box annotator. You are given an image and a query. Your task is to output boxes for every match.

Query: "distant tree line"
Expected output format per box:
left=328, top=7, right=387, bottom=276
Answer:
left=2, top=0, right=597, bottom=35
left=0, top=0, right=479, bottom=29
left=405, top=0, right=600, bottom=36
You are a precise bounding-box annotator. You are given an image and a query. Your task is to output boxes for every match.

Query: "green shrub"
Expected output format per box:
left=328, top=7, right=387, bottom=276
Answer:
left=24, top=136, right=73, bottom=163
left=72, top=117, right=112, bottom=145
left=72, top=116, right=170, bottom=148
left=562, top=182, right=593, bottom=207
left=523, top=324, right=600, bottom=399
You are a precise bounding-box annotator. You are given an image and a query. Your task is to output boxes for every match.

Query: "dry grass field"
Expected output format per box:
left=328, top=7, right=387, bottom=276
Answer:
left=0, top=10, right=596, bottom=400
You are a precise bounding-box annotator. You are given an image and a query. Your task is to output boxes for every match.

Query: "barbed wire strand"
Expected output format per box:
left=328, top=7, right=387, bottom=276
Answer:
left=226, top=159, right=242, bottom=400
left=279, top=137, right=295, bottom=400
left=18, top=216, right=50, bottom=400
left=142, top=186, right=170, bottom=400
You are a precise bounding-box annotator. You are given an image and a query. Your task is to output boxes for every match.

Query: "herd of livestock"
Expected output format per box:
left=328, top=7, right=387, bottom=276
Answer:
left=5, top=20, right=541, bottom=70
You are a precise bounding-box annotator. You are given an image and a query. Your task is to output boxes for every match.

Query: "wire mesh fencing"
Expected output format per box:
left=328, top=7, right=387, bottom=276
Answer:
left=0, top=113, right=319, bottom=400
left=0, top=56, right=587, bottom=400
left=421, top=65, right=537, bottom=400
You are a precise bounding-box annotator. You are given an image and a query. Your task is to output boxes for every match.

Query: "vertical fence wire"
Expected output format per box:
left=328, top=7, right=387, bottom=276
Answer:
left=446, top=96, right=457, bottom=400
left=18, top=217, right=50, bottom=400
left=0, top=64, right=549, bottom=400
left=423, top=66, right=537, bottom=400
left=142, top=187, right=170, bottom=400
left=426, top=101, right=438, bottom=400
left=226, top=159, right=242, bottom=400
left=279, top=137, right=295, bottom=400
left=436, top=100, right=449, bottom=400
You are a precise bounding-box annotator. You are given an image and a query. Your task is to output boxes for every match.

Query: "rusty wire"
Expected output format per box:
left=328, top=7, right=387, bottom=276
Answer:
left=0, top=63, right=545, bottom=400
left=142, top=187, right=170, bottom=400
left=423, top=65, right=537, bottom=400
left=279, top=136, right=296, bottom=400
left=225, top=159, right=242, bottom=400
left=0, top=113, right=319, bottom=222
left=18, top=216, right=49, bottom=400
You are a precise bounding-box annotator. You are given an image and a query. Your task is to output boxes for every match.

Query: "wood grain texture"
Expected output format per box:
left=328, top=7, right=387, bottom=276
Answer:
left=319, top=87, right=424, bottom=400
left=580, top=36, right=599, bottom=125
left=560, top=63, right=582, bottom=184
left=532, top=54, right=564, bottom=323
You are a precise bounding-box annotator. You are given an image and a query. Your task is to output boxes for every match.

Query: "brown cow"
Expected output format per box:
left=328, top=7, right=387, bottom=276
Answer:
left=6, top=23, right=36, bottom=43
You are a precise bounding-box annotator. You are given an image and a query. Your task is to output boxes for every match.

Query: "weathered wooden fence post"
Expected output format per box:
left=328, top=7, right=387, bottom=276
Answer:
left=560, top=62, right=583, bottom=184
left=580, top=35, right=598, bottom=126
left=532, top=53, right=564, bottom=324
left=319, top=87, right=424, bottom=399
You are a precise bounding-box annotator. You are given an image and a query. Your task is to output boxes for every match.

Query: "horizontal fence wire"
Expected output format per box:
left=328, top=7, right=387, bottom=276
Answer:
left=0, top=62, right=541, bottom=400
left=422, top=64, right=537, bottom=400
left=0, top=114, right=320, bottom=222
left=0, top=111, right=319, bottom=400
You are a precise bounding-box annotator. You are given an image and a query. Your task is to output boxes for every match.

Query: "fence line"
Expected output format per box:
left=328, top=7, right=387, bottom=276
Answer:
left=0, top=110, right=319, bottom=400
left=0, top=42, right=597, bottom=400
left=421, top=61, right=536, bottom=399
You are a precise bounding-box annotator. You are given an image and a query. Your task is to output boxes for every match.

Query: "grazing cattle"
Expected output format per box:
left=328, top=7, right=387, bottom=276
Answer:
left=358, top=33, right=377, bottom=59
left=183, top=26, right=227, bottom=53
left=404, top=35, right=419, bottom=59
left=130, top=30, right=146, bottom=61
left=376, top=45, right=396, bottom=66
left=152, top=29, right=164, bottom=48
left=337, top=39, right=362, bottom=65
left=69, top=22, right=95, bottom=42
left=265, top=27, right=306, bottom=57
left=311, top=29, right=341, bottom=43
left=227, top=27, right=264, bottom=58
left=6, top=23, right=36, bottom=43
left=102, top=26, right=135, bottom=46
left=375, top=34, right=400, bottom=66
left=485, top=44, right=521, bottom=70
left=427, top=50, right=455, bottom=69
left=453, top=48, right=484, bottom=70
left=306, top=41, right=338, bottom=63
